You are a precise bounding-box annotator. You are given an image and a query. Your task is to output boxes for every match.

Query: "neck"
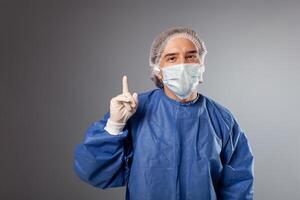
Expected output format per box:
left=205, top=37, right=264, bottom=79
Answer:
left=163, top=85, right=198, bottom=103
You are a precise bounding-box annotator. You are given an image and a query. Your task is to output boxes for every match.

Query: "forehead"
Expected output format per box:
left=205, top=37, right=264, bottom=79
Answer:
left=162, top=37, right=197, bottom=54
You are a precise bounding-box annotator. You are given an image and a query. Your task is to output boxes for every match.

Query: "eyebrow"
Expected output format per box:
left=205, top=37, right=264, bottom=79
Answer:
left=163, top=50, right=198, bottom=58
left=186, top=50, right=198, bottom=54
left=163, top=53, right=178, bottom=58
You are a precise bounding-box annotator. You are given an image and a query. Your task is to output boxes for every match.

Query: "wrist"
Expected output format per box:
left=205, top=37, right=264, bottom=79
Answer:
left=104, top=117, right=126, bottom=135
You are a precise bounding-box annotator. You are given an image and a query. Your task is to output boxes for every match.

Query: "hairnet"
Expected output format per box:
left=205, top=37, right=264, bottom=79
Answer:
left=149, top=27, right=207, bottom=88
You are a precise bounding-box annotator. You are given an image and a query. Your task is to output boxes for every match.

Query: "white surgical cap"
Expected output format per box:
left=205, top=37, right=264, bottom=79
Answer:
left=149, top=26, right=207, bottom=88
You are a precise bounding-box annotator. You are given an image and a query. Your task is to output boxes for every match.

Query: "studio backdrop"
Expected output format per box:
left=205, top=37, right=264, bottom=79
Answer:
left=1, top=0, right=299, bottom=199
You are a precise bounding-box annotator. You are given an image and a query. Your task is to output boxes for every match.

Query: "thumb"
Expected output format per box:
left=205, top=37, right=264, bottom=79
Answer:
left=132, top=92, right=138, bottom=104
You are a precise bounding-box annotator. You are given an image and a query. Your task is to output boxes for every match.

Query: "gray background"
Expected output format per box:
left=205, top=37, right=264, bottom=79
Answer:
left=1, top=0, right=299, bottom=199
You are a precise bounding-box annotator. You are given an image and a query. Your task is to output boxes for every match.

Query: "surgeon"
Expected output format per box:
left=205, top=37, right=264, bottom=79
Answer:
left=73, top=27, right=254, bottom=200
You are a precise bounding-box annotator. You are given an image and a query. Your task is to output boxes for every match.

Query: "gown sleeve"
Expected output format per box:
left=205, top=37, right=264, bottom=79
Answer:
left=218, top=117, right=254, bottom=199
left=73, top=112, right=133, bottom=189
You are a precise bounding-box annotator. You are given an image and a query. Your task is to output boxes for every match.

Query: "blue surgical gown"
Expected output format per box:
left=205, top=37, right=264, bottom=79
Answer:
left=74, top=88, right=254, bottom=200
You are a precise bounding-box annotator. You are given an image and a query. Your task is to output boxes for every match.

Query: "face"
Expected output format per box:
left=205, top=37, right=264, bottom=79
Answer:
left=157, top=37, right=203, bottom=80
left=157, top=37, right=204, bottom=102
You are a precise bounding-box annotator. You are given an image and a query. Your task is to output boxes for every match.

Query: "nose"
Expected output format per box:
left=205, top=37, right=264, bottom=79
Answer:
left=178, top=55, right=188, bottom=64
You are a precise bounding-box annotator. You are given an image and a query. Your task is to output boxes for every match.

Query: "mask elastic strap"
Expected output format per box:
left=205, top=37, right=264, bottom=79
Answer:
left=200, top=64, right=205, bottom=73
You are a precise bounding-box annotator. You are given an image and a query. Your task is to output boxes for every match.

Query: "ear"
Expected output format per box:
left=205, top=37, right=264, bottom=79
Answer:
left=157, top=72, right=163, bottom=80
left=153, top=65, right=163, bottom=80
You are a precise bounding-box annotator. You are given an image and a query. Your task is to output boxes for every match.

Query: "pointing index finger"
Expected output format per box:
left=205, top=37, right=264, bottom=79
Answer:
left=122, top=75, right=129, bottom=94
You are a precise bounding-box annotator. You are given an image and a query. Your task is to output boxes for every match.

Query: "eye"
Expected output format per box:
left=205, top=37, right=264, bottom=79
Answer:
left=166, top=56, right=176, bottom=62
left=186, top=54, right=200, bottom=63
left=186, top=54, right=196, bottom=59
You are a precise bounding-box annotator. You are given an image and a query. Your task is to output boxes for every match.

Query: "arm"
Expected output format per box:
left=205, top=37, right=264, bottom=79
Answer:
left=73, top=112, right=133, bottom=189
left=218, top=117, right=254, bottom=199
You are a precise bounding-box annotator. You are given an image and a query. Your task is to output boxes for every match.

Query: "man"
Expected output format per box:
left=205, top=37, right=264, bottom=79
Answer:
left=74, top=27, right=254, bottom=200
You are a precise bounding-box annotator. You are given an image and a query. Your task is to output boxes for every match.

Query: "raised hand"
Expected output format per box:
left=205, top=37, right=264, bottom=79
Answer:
left=109, top=75, right=138, bottom=124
